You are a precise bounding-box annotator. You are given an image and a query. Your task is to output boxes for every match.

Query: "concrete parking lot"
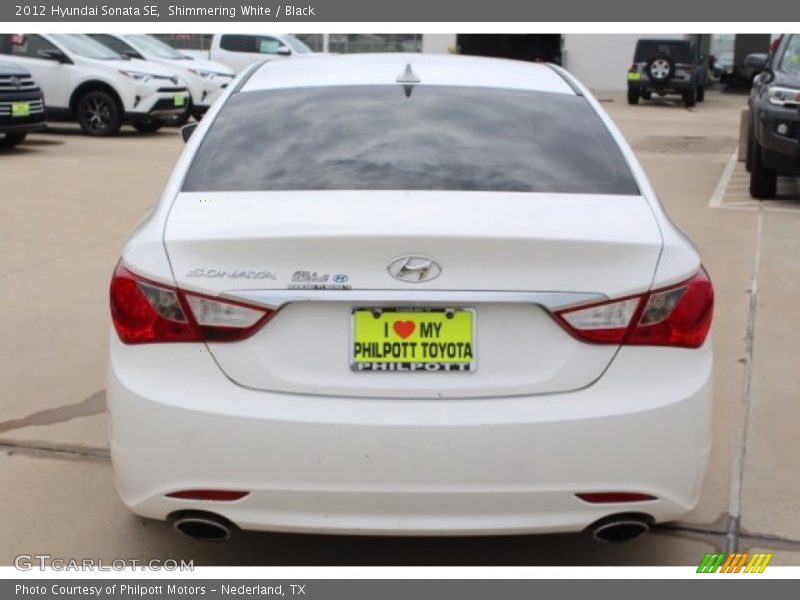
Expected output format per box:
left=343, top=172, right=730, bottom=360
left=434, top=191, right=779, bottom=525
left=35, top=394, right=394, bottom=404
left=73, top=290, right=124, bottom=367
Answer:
left=1, top=89, right=799, bottom=566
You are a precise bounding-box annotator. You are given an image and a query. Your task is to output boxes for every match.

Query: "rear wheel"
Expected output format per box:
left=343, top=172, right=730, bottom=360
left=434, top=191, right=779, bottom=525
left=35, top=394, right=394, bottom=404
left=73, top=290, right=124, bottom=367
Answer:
left=0, top=132, right=27, bottom=148
left=696, top=85, right=705, bottom=102
left=749, top=140, right=777, bottom=199
left=682, top=88, right=697, bottom=108
left=132, top=120, right=164, bottom=133
left=76, top=90, right=122, bottom=136
left=627, top=88, right=640, bottom=105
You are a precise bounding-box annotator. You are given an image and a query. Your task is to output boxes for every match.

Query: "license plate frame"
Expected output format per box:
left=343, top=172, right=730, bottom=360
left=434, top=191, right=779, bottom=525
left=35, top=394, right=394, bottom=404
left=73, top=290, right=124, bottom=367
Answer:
left=350, top=306, right=476, bottom=373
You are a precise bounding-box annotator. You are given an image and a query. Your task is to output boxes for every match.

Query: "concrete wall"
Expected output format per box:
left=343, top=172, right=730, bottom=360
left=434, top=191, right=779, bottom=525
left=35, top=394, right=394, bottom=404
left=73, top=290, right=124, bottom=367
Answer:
left=422, top=34, right=457, bottom=55
left=562, top=33, right=686, bottom=91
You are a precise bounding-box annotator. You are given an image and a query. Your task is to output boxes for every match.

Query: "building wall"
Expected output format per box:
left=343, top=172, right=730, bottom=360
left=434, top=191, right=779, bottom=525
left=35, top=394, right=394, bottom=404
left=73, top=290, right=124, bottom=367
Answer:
left=562, top=34, right=686, bottom=91
left=422, top=34, right=457, bottom=55
left=422, top=34, right=692, bottom=91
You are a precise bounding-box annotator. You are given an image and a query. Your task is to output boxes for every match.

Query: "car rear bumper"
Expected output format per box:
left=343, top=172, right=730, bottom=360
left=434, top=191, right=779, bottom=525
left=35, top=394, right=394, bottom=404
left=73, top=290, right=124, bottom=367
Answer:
left=629, top=80, right=695, bottom=93
left=107, top=335, right=713, bottom=535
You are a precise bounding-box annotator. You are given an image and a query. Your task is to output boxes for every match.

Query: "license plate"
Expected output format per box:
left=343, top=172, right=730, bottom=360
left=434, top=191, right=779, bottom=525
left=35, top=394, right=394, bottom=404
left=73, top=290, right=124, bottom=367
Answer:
left=173, top=94, right=187, bottom=107
left=627, top=72, right=642, bottom=81
left=11, top=102, right=30, bottom=118
left=351, top=307, right=475, bottom=372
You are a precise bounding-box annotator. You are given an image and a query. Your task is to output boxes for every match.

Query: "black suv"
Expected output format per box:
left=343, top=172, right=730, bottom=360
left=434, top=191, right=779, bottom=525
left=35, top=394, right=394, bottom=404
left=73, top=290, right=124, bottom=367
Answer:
left=627, top=39, right=709, bottom=108
left=0, top=60, right=45, bottom=149
left=746, top=34, right=800, bottom=199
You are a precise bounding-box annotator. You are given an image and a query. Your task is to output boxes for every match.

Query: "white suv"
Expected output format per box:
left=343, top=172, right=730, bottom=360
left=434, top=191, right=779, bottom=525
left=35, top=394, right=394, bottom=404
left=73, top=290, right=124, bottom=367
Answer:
left=0, top=34, right=190, bottom=135
left=88, top=34, right=234, bottom=123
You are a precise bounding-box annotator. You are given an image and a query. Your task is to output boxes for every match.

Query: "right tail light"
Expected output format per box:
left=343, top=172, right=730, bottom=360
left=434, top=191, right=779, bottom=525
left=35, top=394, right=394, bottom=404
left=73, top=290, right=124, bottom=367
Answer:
left=553, top=268, right=713, bottom=349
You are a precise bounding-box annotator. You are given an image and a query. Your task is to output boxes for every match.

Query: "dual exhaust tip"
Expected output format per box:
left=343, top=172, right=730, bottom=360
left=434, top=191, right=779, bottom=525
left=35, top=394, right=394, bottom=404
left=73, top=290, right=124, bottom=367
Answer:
left=588, top=513, right=653, bottom=543
left=170, top=510, right=653, bottom=543
left=171, top=511, right=236, bottom=542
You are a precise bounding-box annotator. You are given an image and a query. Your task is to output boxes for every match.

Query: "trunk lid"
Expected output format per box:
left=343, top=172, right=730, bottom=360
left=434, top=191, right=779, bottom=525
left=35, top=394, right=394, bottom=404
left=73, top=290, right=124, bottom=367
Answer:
left=164, top=191, right=662, bottom=398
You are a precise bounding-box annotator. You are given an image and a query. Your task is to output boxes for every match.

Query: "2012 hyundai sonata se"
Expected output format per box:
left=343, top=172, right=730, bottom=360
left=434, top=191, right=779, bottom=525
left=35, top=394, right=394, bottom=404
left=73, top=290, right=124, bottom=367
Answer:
left=108, top=54, right=714, bottom=542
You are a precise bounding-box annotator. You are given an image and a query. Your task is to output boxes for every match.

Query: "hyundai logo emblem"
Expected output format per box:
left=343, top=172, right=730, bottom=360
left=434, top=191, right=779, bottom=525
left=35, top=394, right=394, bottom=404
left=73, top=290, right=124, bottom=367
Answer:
left=387, top=255, right=442, bottom=283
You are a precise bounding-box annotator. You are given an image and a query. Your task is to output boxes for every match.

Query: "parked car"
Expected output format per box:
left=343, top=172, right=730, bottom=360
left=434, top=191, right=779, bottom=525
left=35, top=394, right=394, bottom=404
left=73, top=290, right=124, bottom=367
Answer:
left=746, top=33, right=800, bottom=199
left=627, top=38, right=709, bottom=107
left=0, top=60, right=46, bottom=148
left=88, top=33, right=234, bottom=123
left=0, top=34, right=189, bottom=135
left=712, top=51, right=735, bottom=82
left=196, top=34, right=314, bottom=74
left=108, top=54, right=714, bottom=542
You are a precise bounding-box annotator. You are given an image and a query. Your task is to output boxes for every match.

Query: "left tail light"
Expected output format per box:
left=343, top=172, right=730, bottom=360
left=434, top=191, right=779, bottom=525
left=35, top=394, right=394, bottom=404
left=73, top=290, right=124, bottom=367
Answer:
left=553, top=268, right=713, bottom=349
left=110, top=262, right=275, bottom=344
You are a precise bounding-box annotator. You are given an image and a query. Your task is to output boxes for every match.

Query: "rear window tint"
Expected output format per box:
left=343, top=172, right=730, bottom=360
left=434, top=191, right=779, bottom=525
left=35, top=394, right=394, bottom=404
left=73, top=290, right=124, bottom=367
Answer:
left=634, top=41, right=693, bottom=63
left=183, top=85, right=639, bottom=195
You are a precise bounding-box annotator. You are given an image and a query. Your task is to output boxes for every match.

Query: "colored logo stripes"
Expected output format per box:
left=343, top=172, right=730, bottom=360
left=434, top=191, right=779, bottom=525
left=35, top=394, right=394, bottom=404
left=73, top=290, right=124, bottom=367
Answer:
left=697, top=552, right=772, bottom=573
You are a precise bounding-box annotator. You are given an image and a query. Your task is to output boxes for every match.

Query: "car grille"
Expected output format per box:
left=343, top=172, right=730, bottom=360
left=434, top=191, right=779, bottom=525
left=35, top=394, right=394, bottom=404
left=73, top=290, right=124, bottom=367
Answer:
left=0, top=98, right=45, bottom=117
left=0, top=75, right=39, bottom=93
left=156, top=87, right=188, bottom=93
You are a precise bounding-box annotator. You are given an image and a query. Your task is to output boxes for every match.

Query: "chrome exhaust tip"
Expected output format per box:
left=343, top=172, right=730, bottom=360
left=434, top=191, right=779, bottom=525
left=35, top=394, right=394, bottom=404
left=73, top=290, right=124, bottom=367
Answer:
left=170, top=511, right=235, bottom=542
left=588, top=513, right=653, bottom=543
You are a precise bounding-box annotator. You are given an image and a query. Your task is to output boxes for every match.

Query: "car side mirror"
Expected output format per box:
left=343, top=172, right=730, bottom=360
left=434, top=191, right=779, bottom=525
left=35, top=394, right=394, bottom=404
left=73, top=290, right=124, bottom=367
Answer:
left=746, top=53, right=769, bottom=72
left=40, top=49, right=69, bottom=63
left=277, top=46, right=291, bottom=56
left=181, top=122, right=198, bottom=143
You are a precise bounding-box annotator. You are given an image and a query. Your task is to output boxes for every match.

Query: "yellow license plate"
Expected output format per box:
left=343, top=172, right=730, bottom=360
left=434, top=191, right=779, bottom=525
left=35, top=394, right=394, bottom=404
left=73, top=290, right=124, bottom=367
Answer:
left=627, top=72, right=642, bottom=81
left=11, top=102, right=30, bottom=117
left=351, top=307, right=475, bottom=372
left=174, top=94, right=187, bottom=107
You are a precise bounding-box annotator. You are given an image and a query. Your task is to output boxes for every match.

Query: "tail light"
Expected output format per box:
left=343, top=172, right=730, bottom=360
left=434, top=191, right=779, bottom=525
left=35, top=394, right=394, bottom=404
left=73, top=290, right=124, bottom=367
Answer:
left=554, top=268, right=713, bottom=349
left=110, top=262, right=275, bottom=344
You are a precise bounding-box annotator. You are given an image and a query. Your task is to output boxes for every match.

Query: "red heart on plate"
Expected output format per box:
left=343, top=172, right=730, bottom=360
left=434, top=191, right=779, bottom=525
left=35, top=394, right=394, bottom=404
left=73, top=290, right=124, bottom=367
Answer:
left=393, top=320, right=416, bottom=339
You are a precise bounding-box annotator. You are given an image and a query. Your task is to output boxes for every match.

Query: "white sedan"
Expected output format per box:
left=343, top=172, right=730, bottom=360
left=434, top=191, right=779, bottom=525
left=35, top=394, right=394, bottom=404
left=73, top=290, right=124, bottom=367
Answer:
left=108, top=54, right=714, bottom=543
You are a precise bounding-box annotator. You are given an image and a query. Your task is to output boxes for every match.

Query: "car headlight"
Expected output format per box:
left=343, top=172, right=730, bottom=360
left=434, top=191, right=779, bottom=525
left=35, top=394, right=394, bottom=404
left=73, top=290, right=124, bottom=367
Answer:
left=119, top=70, right=153, bottom=83
left=768, top=86, right=800, bottom=107
left=188, top=68, right=217, bottom=79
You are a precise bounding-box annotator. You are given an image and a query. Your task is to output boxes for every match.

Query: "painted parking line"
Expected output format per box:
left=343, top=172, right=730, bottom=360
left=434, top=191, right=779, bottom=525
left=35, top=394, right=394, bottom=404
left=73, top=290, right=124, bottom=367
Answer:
left=709, top=148, right=800, bottom=212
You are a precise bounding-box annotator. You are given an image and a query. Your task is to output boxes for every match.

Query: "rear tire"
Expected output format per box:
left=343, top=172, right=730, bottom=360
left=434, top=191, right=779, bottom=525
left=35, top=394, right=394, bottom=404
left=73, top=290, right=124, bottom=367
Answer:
left=76, top=90, right=122, bottom=136
left=0, top=132, right=27, bottom=148
left=132, top=120, right=164, bottom=133
left=627, top=88, right=640, bottom=105
left=682, top=88, right=697, bottom=108
left=696, top=85, right=705, bottom=102
left=749, top=140, right=777, bottom=199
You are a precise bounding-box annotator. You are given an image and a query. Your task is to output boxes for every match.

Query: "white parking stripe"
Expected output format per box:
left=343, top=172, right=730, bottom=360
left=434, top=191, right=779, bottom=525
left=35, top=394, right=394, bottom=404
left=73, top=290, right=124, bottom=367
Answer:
left=709, top=150, right=739, bottom=208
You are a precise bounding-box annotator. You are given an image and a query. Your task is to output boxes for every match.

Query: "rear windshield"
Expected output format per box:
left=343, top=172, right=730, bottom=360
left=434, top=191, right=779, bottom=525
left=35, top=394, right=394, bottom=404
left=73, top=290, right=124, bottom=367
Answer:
left=634, top=40, right=693, bottom=63
left=183, top=85, right=639, bottom=195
